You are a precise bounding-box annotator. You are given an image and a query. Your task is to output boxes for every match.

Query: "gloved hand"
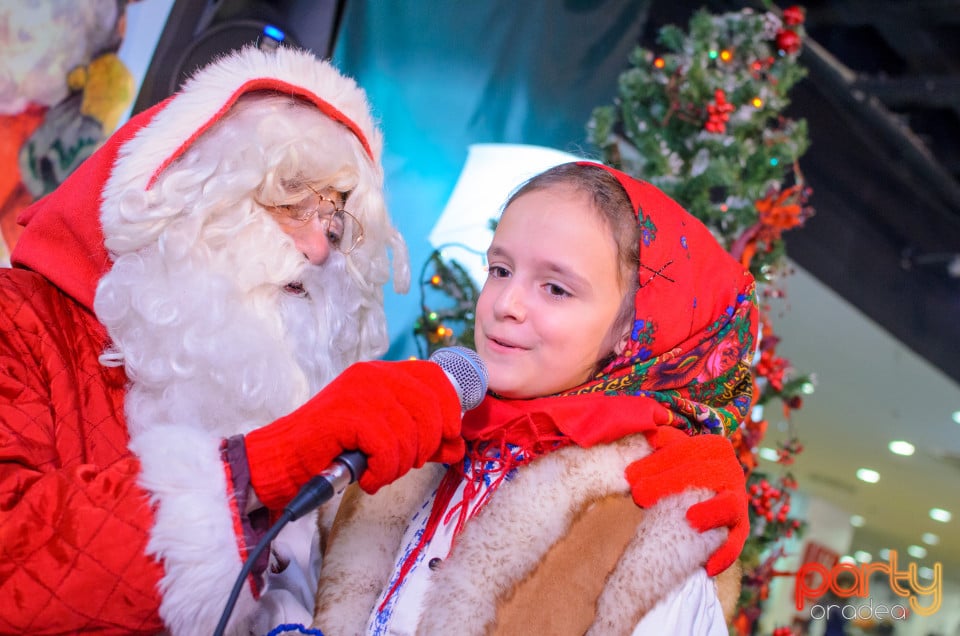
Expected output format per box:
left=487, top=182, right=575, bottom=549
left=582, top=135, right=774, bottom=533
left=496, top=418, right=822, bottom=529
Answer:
left=625, top=426, right=749, bottom=576
left=244, top=360, right=464, bottom=509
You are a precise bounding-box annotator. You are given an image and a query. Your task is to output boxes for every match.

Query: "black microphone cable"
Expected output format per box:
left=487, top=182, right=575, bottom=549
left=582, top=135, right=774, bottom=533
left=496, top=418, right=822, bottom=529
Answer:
left=212, top=346, right=486, bottom=635
left=212, top=451, right=366, bottom=636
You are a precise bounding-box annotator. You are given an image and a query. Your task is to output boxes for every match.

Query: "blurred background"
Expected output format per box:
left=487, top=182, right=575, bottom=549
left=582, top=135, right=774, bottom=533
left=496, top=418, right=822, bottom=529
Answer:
left=2, top=1, right=957, bottom=634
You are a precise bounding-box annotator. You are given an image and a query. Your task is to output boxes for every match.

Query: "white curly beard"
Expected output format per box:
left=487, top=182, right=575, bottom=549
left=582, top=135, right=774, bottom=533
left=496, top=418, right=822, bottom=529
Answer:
left=96, top=213, right=364, bottom=439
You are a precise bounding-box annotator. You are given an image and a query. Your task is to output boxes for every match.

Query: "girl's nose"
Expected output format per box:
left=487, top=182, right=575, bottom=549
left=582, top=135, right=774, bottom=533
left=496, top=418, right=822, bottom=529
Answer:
left=492, top=282, right=525, bottom=322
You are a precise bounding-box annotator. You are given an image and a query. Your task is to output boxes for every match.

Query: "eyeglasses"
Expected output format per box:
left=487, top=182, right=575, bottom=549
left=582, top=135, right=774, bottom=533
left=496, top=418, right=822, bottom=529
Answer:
left=262, top=185, right=365, bottom=254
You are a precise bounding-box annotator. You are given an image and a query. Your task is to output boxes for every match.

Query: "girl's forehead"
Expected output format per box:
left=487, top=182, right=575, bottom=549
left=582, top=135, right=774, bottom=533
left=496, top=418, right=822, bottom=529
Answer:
left=499, top=187, right=600, bottom=226
left=493, top=192, right=619, bottom=272
left=495, top=193, right=610, bottom=256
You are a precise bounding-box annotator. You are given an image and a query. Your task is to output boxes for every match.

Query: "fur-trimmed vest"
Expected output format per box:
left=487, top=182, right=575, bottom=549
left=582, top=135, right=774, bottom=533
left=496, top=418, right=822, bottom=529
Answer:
left=312, top=434, right=740, bottom=635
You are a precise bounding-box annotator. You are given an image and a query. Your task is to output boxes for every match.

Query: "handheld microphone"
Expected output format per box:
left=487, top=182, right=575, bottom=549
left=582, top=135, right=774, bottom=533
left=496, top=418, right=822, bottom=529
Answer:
left=214, top=347, right=488, bottom=636
left=284, top=346, right=488, bottom=520
left=428, top=345, right=489, bottom=412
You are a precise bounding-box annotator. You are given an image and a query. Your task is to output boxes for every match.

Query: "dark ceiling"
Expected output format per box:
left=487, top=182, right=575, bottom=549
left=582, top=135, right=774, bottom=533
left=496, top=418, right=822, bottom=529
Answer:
left=646, top=0, right=960, bottom=385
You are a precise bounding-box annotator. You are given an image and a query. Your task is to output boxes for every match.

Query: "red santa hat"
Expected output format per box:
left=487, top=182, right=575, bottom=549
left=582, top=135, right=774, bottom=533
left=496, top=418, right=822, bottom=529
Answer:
left=12, top=45, right=382, bottom=313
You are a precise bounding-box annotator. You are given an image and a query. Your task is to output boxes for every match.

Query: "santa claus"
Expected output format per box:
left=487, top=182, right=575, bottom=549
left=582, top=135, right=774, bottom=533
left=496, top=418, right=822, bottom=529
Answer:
left=0, top=45, right=464, bottom=635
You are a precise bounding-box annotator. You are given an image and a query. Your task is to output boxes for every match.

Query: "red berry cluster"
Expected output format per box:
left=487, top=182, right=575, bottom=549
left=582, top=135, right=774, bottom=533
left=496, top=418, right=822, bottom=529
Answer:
left=777, top=438, right=804, bottom=465
left=705, top=89, right=735, bottom=133
left=756, top=346, right=788, bottom=392
left=749, top=477, right=803, bottom=537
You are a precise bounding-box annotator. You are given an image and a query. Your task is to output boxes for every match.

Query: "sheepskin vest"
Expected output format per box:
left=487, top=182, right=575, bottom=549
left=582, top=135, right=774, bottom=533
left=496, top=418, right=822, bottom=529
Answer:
left=312, top=435, right=740, bottom=635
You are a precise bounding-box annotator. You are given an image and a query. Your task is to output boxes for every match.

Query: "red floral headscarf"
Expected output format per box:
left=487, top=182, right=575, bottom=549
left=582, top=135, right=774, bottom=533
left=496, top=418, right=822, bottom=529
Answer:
left=565, top=162, right=758, bottom=436
left=462, top=162, right=759, bottom=449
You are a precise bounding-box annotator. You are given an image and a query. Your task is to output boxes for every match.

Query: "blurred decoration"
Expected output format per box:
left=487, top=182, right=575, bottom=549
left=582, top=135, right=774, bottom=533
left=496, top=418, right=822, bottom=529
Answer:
left=413, top=248, right=481, bottom=358
left=0, top=0, right=140, bottom=262
left=587, top=4, right=816, bottom=633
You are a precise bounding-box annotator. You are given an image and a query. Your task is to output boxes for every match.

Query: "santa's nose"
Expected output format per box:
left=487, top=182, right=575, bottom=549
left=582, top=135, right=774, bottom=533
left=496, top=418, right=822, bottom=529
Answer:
left=290, top=219, right=333, bottom=266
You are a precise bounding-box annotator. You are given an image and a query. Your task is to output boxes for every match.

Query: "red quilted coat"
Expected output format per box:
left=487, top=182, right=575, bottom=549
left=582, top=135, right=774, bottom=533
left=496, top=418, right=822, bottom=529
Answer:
left=0, top=270, right=166, bottom=633
left=0, top=88, right=173, bottom=632
left=0, top=46, right=384, bottom=635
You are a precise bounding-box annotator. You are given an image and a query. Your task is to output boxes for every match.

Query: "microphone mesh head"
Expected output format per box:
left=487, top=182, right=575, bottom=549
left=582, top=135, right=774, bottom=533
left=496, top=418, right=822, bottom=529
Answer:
left=429, top=346, right=489, bottom=411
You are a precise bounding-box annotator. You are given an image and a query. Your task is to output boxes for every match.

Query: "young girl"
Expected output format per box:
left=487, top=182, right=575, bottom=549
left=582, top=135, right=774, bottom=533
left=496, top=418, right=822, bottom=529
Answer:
left=309, top=161, right=758, bottom=634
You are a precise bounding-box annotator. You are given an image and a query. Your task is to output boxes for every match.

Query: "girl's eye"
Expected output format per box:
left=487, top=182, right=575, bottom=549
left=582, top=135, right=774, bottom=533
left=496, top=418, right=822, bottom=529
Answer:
left=488, top=265, right=510, bottom=279
left=546, top=283, right=570, bottom=298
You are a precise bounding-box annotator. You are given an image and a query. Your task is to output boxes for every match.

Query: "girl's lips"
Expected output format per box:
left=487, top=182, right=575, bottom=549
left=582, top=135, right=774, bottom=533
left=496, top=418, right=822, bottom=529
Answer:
left=485, top=335, right=526, bottom=352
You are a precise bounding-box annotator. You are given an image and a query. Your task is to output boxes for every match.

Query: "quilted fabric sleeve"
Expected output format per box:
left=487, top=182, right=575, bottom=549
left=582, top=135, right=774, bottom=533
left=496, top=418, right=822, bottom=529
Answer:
left=0, top=271, right=165, bottom=634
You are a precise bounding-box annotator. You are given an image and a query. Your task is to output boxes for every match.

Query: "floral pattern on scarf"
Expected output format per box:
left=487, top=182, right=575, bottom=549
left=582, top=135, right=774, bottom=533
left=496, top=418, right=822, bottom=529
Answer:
left=562, top=162, right=758, bottom=437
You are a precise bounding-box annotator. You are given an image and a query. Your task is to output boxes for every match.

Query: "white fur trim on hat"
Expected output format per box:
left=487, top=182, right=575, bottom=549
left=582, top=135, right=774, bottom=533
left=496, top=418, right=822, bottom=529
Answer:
left=101, top=45, right=382, bottom=221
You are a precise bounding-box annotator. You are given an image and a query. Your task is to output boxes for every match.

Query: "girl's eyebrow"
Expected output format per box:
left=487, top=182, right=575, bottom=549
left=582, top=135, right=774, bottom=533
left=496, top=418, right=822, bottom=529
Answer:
left=488, top=245, right=590, bottom=290
left=486, top=245, right=507, bottom=259
left=540, top=262, right=589, bottom=290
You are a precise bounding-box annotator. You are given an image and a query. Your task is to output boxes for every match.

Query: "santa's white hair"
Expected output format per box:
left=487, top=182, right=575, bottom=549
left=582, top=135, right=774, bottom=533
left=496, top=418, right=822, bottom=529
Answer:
left=96, top=91, right=405, bottom=435
left=95, top=50, right=409, bottom=435
left=89, top=46, right=409, bottom=634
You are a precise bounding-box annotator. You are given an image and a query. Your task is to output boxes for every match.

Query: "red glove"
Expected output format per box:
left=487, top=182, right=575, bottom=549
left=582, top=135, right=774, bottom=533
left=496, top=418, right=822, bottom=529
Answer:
left=625, top=426, right=749, bottom=576
left=244, top=360, right=464, bottom=509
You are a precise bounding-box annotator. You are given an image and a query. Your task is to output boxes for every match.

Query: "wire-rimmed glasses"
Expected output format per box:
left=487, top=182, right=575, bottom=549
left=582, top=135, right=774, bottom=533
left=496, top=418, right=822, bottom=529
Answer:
left=262, top=185, right=365, bottom=254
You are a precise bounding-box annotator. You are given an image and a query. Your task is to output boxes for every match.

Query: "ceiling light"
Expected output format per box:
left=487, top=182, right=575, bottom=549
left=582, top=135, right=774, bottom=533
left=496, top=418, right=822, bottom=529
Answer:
left=854, top=550, right=872, bottom=563
left=919, top=566, right=935, bottom=580
left=922, top=533, right=940, bottom=545
left=758, top=447, right=779, bottom=461
left=908, top=545, right=927, bottom=559
left=953, top=410, right=960, bottom=425
left=839, top=555, right=856, bottom=565
left=850, top=515, right=865, bottom=527
left=879, top=548, right=890, bottom=560
left=856, top=468, right=880, bottom=483
left=888, top=440, right=915, bottom=456
left=930, top=508, right=952, bottom=523
left=950, top=256, right=960, bottom=278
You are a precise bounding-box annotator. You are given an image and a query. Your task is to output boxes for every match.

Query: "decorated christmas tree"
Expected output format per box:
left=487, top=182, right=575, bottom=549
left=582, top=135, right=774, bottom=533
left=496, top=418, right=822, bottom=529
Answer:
left=415, top=5, right=816, bottom=633
left=588, top=5, right=811, bottom=278
left=587, top=5, right=814, bottom=633
left=412, top=248, right=481, bottom=359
